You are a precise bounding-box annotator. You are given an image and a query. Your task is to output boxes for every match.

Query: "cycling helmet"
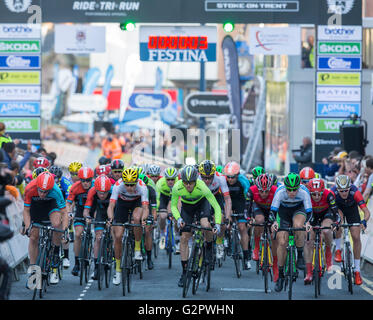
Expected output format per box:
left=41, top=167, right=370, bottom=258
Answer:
left=255, top=174, right=273, bottom=192
left=78, top=167, right=94, bottom=180
left=198, top=160, right=216, bottom=176
left=49, top=166, right=63, bottom=180
left=224, top=161, right=240, bottom=176
left=299, top=167, right=315, bottom=183
left=148, top=164, right=161, bottom=176
left=99, top=156, right=111, bottom=165
left=284, top=173, right=301, bottom=190
left=137, top=166, right=144, bottom=176
left=36, top=172, right=55, bottom=191
left=32, top=167, right=49, bottom=180
left=94, top=174, right=112, bottom=193
left=111, top=159, right=124, bottom=171
left=164, top=167, right=178, bottom=179
left=216, top=165, right=223, bottom=173
left=335, top=175, right=351, bottom=190
left=180, top=165, right=198, bottom=182
left=122, top=168, right=138, bottom=183
left=33, top=157, right=50, bottom=169
left=96, top=165, right=110, bottom=176
left=139, top=173, right=149, bottom=185
left=68, top=161, right=82, bottom=174
left=307, top=178, right=325, bottom=193
left=252, top=166, right=265, bottom=179
left=269, top=173, right=278, bottom=185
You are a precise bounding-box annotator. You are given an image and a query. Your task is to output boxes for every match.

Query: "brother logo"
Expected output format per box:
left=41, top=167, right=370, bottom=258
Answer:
left=3, top=25, right=33, bottom=33
left=324, top=28, right=355, bottom=35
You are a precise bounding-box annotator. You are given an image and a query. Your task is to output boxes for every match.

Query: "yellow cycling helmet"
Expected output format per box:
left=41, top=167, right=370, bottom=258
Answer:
left=68, top=161, right=83, bottom=174
left=32, top=167, right=49, bottom=180
left=122, top=168, right=138, bottom=183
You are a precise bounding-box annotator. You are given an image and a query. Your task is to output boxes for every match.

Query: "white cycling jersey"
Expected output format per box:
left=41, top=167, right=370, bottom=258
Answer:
left=110, top=179, right=149, bottom=204
left=199, top=172, right=230, bottom=196
left=270, top=184, right=312, bottom=213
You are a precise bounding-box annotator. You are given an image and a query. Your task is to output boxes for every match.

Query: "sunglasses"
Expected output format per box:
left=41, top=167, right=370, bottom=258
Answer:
left=150, top=175, right=159, bottom=177
left=112, top=170, right=122, bottom=174
left=286, top=187, right=299, bottom=192
left=97, top=191, right=109, bottom=196
left=338, top=189, right=350, bottom=193
left=311, top=192, right=323, bottom=197
left=226, top=175, right=237, bottom=179
left=81, top=178, right=92, bottom=183
left=182, top=181, right=195, bottom=186
left=259, top=189, right=270, bottom=194
left=166, top=178, right=176, bottom=182
left=124, top=183, right=136, bottom=187
left=201, top=176, right=213, bottom=180
left=37, top=188, right=49, bottom=194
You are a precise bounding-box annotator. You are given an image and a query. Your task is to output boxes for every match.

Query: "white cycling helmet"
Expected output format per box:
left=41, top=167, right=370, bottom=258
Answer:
left=335, top=175, right=351, bottom=190
left=148, top=164, right=161, bottom=176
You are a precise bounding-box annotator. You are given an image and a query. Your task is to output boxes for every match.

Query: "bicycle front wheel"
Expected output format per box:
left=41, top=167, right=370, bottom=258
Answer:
left=232, top=231, right=241, bottom=278
left=183, top=242, right=197, bottom=298
left=263, top=240, right=269, bottom=293
left=345, top=244, right=353, bottom=295
left=287, top=248, right=294, bottom=301
left=97, top=238, right=105, bottom=291
left=314, top=246, right=320, bottom=298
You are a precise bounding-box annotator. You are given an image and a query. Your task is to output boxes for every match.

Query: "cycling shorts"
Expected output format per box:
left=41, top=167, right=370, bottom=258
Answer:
left=253, top=203, right=271, bottom=218
left=114, top=198, right=142, bottom=224
left=180, top=197, right=211, bottom=233
left=311, top=209, right=334, bottom=227
left=340, top=205, right=361, bottom=225
left=278, top=204, right=307, bottom=229
left=30, top=197, right=59, bottom=223
left=158, top=193, right=171, bottom=211
left=231, top=198, right=246, bottom=223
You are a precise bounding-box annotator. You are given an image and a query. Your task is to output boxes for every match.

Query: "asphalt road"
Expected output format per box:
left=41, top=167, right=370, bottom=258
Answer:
left=9, top=240, right=373, bottom=301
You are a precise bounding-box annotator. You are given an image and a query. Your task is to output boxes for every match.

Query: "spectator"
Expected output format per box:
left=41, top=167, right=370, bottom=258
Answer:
left=337, top=151, right=349, bottom=175
left=0, top=122, right=12, bottom=149
left=301, top=35, right=315, bottom=68
left=362, top=158, right=373, bottom=202
left=102, top=134, right=123, bottom=160
left=292, top=136, right=313, bottom=171
left=47, top=152, right=57, bottom=166
left=0, top=141, right=31, bottom=172
left=321, top=147, right=343, bottom=179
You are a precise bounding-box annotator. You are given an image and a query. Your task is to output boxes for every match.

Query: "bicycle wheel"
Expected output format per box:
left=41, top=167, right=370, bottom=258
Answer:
left=192, top=246, right=203, bottom=295
left=153, top=226, right=159, bottom=259
left=288, top=248, right=294, bottom=301
left=345, top=243, right=353, bottom=295
left=232, top=231, right=241, bottom=278
left=121, top=237, right=128, bottom=296
left=183, top=242, right=197, bottom=298
left=263, top=240, right=269, bottom=293
left=127, top=245, right=133, bottom=293
left=85, top=234, right=93, bottom=284
left=79, top=235, right=86, bottom=286
left=205, top=252, right=211, bottom=292
left=314, top=246, right=320, bottom=298
left=167, top=223, right=173, bottom=269
left=97, top=237, right=105, bottom=291
left=33, top=245, right=46, bottom=300
left=105, top=237, right=114, bottom=289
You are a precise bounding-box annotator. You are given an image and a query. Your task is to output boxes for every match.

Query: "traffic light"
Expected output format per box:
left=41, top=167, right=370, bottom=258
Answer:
left=223, top=22, right=234, bottom=33
left=119, top=21, right=136, bottom=31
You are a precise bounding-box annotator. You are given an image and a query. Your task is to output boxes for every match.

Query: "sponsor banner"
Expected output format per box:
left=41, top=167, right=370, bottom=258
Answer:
left=0, top=40, right=40, bottom=53
left=205, top=1, right=299, bottom=12
left=0, top=55, right=41, bottom=69
left=0, top=71, right=40, bottom=85
left=55, top=24, right=106, bottom=54
left=316, top=102, right=360, bottom=117
left=314, top=132, right=342, bottom=162
left=6, top=132, right=41, bottom=149
left=0, top=117, right=40, bottom=132
left=0, top=24, right=41, bottom=38
left=249, top=27, right=301, bottom=55
left=184, top=92, right=230, bottom=117
left=317, top=56, right=361, bottom=71
left=317, top=72, right=361, bottom=86
left=0, top=85, right=41, bottom=100
left=316, top=86, right=361, bottom=102
left=317, top=25, right=362, bottom=41
left=139, top=26, right=217, bottom=62
left=129, top=92, right=170, bottom=110
left=316, top=118, right=354, bottom=133
left=318, top=41, right=361, bottom=55
left=0, top=101, right=40, bottom=116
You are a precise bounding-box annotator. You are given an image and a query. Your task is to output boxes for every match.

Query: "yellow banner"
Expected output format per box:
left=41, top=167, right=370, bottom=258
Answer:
left=317, top=72, right=361, bottom=86
left=0, top=71, right=40, bottom=84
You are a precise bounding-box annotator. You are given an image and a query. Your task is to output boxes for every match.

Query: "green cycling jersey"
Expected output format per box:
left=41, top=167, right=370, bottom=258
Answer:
left=171, top=179, right=222, bottom=224
left=156, top=176, right=178, bottom=197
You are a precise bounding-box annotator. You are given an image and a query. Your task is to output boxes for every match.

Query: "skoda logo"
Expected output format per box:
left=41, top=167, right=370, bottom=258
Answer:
left=327, top=0, right=355, bottom=14
left=4, top=0, right=32, bottom=12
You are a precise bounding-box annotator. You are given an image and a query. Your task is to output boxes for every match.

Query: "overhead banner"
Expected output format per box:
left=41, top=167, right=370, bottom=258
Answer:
left=0, top=0, right=362, bottom=25
left=55, top=24, right=106, bottom=54
left=249, top=26, right=301, bottom=55
left=139, top=26, right=217, bottom=62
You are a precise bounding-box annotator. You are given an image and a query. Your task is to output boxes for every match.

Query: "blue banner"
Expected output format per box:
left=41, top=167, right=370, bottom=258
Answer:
left=316, top=102, right=361, bottom=117
left=0, top=55, right=40, bottom=69
left=129, top=92, right=170, bottom=110
left=83, top=67, right=101, bottom=95
left=102, top=64, right=114, bottom=98
left=0, top=101, right=40, bottom=116
left=317, top=56, right=361, bottom=71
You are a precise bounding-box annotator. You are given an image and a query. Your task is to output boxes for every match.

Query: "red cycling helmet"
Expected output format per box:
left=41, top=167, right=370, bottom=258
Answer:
left=95, top=165, right=111, bottom=176
left=36, top=172, right=55, bottom=191
left=307, top=178, right=325, bottom=194
left=255, top=173, right=273, bottom=192
left=299, top=167, right=315, bottom=183
left=78, top=167, right=94, bottom=180
left=33, top=157, right=50, bottom=169
left=224, top=161, right=240, bottom=176
left=94, top=174, right=112, bottom=192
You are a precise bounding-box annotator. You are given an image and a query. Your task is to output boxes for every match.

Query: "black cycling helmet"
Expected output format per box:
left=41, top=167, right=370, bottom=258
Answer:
left=111, top=159, right=124, bottom=171
left=49, top=165, right=63, bottom=180
left=180, top=165, right=198, bottom=182
left=99, top=156, right=111, bottom=165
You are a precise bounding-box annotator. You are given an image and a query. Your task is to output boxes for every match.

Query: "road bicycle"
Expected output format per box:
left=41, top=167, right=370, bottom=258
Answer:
left=165, top=213, right=176, bottom=269
left=229, top=213, right=246, bottom=278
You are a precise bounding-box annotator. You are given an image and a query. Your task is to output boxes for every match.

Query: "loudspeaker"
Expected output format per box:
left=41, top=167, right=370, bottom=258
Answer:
left=340, top=124, right=365, bottom=156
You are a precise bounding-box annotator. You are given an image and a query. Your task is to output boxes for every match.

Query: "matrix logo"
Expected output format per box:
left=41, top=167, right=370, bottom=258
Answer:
left=4, top=0, right=32, bottom=12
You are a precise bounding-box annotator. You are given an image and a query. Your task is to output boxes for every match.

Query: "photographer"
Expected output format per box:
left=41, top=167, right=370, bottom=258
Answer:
left=292, top=136, right=313, bottom=171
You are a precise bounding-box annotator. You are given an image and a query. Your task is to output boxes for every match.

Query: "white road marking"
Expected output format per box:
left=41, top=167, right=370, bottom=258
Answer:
left=221, top=288, right=272, bottom=293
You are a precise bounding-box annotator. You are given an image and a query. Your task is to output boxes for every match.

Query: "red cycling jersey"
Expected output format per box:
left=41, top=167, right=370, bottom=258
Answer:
left=311, top=189, right=337, bottom=214
left=248, top=185, right=277, bottom=211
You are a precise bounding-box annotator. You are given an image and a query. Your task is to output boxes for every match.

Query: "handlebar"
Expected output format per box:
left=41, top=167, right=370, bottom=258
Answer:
left=340, top=223, right=362, bottom=228
left=31, top=222, right=65, bottom=234
left=184, top=223, right=213, bottom=232
left=112, top=222, right=142, bottom=228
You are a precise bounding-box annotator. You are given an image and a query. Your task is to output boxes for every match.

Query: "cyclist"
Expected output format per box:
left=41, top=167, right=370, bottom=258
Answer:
left=299, top=167, right=315, bottom=186
left=156, top=167, right=179, bottom=250
left=303, top=178, right=340, bottom=284
left=247, top=173, right=279, bottom=282
left=249, top=166, right=265, bottom=185
left=111, top=159, right=125, bottom=183
left=98, top=156, right=111, bottom=166
left=171, top=165, right=222, bottom=287
left=68, top=161, right=83, bottom=184
left=139, top=173, right=158, bottom=270
left=22, top=172, right=68, bottom=285
left=32, top=167, right=49, bottom=180
left=331, top=175, right=370, bottom=285
left=107, top=168, right=149, bottom=286
left=83, top=174, right=112, bottom=280
left=198, top=160, right=231, bottom=261
left=269, top=173, right=282, bottom=187
left=148, top=164, right=162, bottom=185
left=270, top=173, right=313, bottom=292
left=49, top=165, right=73, bottom=269
left=216, top=165, right=223, bottom=174
left=224, top=161, right=252, bottom=270
left=33, top=157, right=50, bottom=170
left=66, top=167, right=95, bottom=277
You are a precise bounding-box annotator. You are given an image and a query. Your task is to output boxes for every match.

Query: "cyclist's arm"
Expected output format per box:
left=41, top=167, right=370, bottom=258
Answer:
left=327, top=191, right=339, bottom=222
left=224, top=194, right=232, bottom=221
left=23, top=205, right=31, bottom=230
left=246, top=188, right=254, bottom=217
left=204, top=187, right=222, bottom=225
left=171, top=184, right=182, bottom=221
left=238, top=174, right=251, bottom=198
left=107, top=200, right=115, bottom=222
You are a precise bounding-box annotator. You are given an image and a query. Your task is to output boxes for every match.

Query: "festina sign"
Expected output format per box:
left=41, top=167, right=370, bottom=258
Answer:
left=139, top=26, right=217, bottom=62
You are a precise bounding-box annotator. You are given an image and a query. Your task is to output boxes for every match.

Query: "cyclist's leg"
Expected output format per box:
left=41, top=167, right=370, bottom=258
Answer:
left=304, top=216, right=317, bottom=283
left=113, top=200, right=131, bottom=271
left=321, top=211, right=334, bottom=271
left=334, top=210, right=344, bottom=262
left=293, top=206, right=307, bottom=270
left=132, top=206, right=143, bottom=258
left=178, top=204, right=193, bottom=285
left=158, top=193, right=169, bottom=236
left=344, top=206, right=362, bottom=272
left=252, top=205, right=265, bottom=260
